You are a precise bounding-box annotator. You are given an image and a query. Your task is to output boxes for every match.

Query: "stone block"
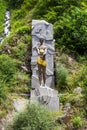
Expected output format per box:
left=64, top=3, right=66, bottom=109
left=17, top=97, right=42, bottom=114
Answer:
left=31, top=86, right=59, bottom=111
left=31, top=75, right=40, bottom=88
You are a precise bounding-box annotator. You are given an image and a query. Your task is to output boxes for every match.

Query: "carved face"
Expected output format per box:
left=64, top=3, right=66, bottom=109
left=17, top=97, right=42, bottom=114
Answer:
left=39, top=48, right=44, bottom=54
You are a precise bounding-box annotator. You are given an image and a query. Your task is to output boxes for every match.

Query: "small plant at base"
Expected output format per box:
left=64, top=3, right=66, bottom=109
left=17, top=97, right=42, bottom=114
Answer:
left=56, top=65, right=68, bottom=91
left=72, top=116, right=83, bottom=129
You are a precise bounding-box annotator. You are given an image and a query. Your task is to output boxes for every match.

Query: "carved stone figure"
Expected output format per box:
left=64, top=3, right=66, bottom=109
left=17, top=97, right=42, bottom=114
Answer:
left=31, top=20, right=59, bottom=111
left=35, top=38, right=48, bottom=86
left=31, top=20, right=55, bottom=88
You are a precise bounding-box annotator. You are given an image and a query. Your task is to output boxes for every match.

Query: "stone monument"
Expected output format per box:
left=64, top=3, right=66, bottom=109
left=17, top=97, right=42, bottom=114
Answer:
left=31, top=20, right=59, bottom=111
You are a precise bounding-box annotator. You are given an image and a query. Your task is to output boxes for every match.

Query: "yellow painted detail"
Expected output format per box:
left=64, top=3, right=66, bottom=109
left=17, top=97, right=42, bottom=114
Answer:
left=37, top=57, right=46, bottom=66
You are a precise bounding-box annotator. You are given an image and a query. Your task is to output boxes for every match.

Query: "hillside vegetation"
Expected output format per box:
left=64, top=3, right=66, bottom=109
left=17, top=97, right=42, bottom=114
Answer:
left=0, top=0, right=87, bottom=129
left=0, top=0, right=6, bottom=34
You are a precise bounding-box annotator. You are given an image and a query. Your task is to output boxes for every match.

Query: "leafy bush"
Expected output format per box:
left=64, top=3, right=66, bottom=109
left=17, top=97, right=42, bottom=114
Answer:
left=54, top=7, right=87, bottom=55
left=0, top=54, right=18, bottom=105
left=59, top=94, right=67, bottom=104
left=0, top=54, right=17, bottom=82
left=12, top=20, right=25, bottom=30
left=23, top=0, right=38, bottom=10
left=12, top=9, right=27, bottom=20
left=0, top=54, right=18, bottom=117
left=69, top=65, right=87, bottom=88
left=72, top=116, right=83, bottom=129
left=5, top=0, right=24, bottom=9
left=44, top=9, right=57, bottom=24
left=6, top=102, right=54, bottom=130
left=56, top=65, right=68, bottom=90
left=0, top=0, right=6, bottom=33
left=32, top=0, right=87, bottom=55
left=16, top=26, right=31, bottom=35
left=13, top=42, right=27, bottom=60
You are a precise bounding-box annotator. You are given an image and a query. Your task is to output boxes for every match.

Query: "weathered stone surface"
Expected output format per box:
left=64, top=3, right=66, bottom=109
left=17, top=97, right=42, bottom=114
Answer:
left=13, top=98, right=29, bottom=112
left=32, top=75, right=40, bottom=88
left=31, top=20, right=59, bottom=111
left=31, top=20, right=55, bottom=88
left=31, top=86, right=59, bottom=111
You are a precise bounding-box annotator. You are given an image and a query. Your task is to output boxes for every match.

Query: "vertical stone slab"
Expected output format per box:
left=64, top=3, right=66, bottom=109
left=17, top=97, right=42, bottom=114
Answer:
left=31, top=20, right=59, bottom=111
left=31, top=20, right=55, bottom=88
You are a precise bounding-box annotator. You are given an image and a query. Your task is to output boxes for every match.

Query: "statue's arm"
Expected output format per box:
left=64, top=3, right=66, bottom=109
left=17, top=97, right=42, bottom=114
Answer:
left=34, top=46, right=40, bottom=54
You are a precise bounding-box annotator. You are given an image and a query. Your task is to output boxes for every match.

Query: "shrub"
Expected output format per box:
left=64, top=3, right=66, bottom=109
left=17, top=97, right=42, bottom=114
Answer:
left=12, top=9, right=27, bottom=20
left=72, top=116, right=83, bottom=129
left=0, top=54, right=18, bottom=114
left=23, top=0, right=38, bottom=10
left=16, top=26, right=31, bottom=35
left=13, top=42, right=27, bottom=60
left=12, top=20, right=25, bottom=30
left=33, top=0, right=87, bottom=55
left=0, top=54, right=17, bottom=82
left=6, top=102, right=54, bottom=130
left=0, top=0, right=6, bottom=33
left=69, top=65, right=87, bottom=88
left=56, top=65, right=68, bottom=91
left=5, top=0, right=24, bottom=9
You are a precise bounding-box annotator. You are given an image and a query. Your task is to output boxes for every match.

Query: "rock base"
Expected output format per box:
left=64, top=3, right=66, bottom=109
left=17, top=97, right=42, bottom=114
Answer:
left=31, top=86, right=59, bottom=111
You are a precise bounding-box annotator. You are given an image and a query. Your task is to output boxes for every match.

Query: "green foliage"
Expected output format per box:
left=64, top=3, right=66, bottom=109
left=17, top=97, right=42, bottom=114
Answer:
left=23, top=34, right=31, bottom=44
left=1, top=0, right=86, bottom=123
left=32, top=0, right=87, bottom=55
left=0, top=109, right=7, bottom=118
left=0, top=0, right=6, bottom=34
left=12, top=20, right=25, bottom=30
left=0, top=54, right=18, bottom=117
left=5, top=0, right=24, bottom=9
left=12, top=71, right=30, bottom=93
left=33, top=0, right=48, bottom=18
left=13, top=42, right=27, bottom=60
left=44, top=8, right=57, bottom=23
left=54, top=7, right=87, bottom=55
left=0, top=54, right=17, bottom=101
left=68, top=65, right=87, bottom=88
left=0, top=53, right=30, bottom=118
left=72, top=116, right=83, bottom=129
left=56, top=65, right=68, bottom=90
left=0, top=54, right=17, bottom=82
left=5, top=0, right=38, bottom=9
left=23, top=0, right=38, bottom=11
left=16, top=26, right=31, bottom=35
left=12, top=9, right=27, bottom=20
left=6, top=103, right=54, bottom=130
left=59, top=94, right=67, bottom=104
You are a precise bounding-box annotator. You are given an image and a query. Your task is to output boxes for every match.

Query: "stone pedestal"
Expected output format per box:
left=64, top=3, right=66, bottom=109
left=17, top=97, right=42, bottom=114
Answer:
left=31, top=86, right=59, bottom=111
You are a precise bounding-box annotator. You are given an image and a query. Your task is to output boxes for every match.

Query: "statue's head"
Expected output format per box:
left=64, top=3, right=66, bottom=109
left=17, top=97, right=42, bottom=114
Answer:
left=39, top=38, right=44, bottom=44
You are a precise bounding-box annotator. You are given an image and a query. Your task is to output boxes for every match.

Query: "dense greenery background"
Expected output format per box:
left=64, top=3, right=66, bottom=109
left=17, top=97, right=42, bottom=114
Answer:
left=0, top=0, right=6, bottom=34
left=0, top=0, right=87, bottom=129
